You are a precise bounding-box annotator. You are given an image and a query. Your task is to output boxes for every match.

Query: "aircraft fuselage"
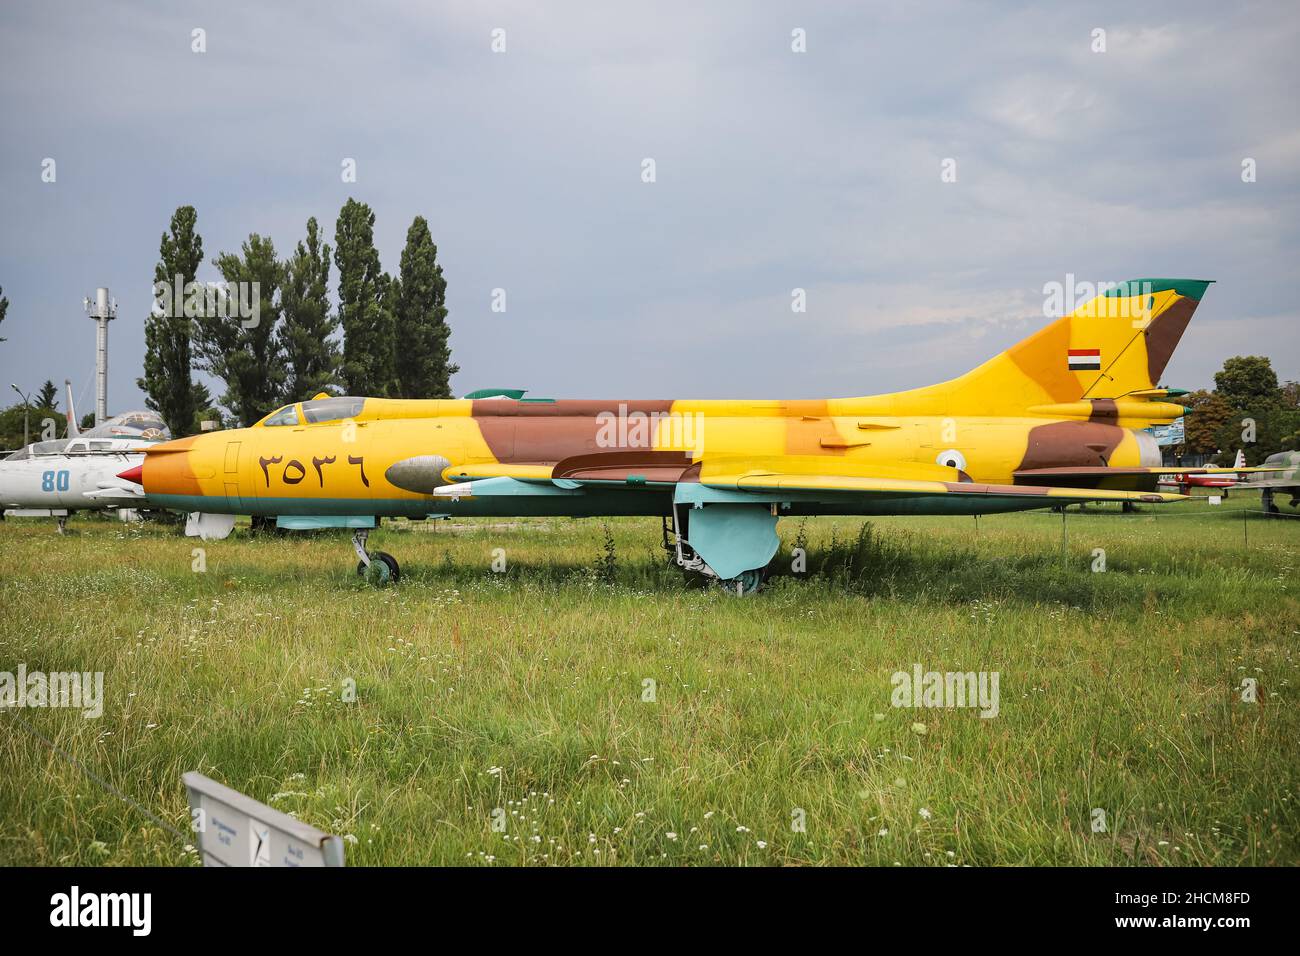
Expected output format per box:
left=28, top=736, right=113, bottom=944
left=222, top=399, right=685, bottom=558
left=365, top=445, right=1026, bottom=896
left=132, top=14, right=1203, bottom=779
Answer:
left=136, top=395, right=1163, bottom=520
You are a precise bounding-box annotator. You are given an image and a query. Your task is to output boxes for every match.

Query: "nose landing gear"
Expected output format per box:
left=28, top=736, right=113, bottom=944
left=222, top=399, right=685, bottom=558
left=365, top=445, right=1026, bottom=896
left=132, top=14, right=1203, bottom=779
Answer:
left=352, top=528, right=400, bottom=585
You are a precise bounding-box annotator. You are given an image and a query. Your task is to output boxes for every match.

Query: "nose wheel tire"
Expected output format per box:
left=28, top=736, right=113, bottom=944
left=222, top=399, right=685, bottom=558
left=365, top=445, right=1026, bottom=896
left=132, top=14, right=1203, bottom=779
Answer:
left=351, top=528, right=399, bottom=586
left=357, top=551, right=400, bottom=586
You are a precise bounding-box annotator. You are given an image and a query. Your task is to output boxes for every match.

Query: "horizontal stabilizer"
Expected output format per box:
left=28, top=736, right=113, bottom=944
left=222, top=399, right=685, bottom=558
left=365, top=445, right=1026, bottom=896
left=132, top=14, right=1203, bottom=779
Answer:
left=1017, top=465, right=1286, bottom=481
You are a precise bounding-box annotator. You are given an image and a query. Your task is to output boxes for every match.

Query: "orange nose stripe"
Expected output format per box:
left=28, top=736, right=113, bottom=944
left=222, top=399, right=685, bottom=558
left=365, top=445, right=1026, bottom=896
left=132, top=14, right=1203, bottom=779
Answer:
left=140, top=448, right=205, bottom=496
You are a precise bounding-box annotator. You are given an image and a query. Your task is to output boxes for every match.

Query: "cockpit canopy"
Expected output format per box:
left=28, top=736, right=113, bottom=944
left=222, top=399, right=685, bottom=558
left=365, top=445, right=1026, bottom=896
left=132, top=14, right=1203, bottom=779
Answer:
left=83, top=411, right=168, bottom=439
left=261, top=397, right=366, bottom=426
left=4, top=439, right=70, bottom=461
left=303, top=396, right=365, bottom=423
left=3, top=436, right=146, bottom=460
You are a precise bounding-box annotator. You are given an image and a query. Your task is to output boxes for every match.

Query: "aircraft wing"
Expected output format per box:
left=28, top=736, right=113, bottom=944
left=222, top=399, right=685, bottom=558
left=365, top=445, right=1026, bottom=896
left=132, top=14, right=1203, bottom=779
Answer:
left=443, top=451, right=696, bottom=487
left=438, top=455, right=1185, bottom=505
left=701, top=471, right=1184, bottom=504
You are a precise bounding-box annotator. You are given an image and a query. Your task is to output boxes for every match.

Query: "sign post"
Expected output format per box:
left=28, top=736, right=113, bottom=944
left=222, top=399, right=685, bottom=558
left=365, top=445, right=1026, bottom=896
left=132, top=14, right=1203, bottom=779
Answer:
left=183, top=772, right=345, bottom=867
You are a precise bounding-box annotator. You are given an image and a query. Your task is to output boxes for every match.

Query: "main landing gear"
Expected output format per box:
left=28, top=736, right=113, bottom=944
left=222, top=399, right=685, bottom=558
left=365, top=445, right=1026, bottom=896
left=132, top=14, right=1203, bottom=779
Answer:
left=353, top=529, right=400, bottom=586
left=721, top=566, right=767, bottom=597
left=663, top=506, right=774, bottom=597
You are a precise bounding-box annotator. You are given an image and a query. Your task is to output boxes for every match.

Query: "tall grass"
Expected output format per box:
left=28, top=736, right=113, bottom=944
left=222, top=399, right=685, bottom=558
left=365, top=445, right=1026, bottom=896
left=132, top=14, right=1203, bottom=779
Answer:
left=1, top=497, right=1296, bottom=866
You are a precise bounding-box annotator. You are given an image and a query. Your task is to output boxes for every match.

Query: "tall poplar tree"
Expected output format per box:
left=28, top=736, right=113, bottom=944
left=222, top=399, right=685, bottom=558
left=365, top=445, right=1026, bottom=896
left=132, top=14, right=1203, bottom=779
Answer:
left=279, top=217, right=340, bottom=401
left=334, top=199, right=395, bottom=396
left=138, top=206, right=207, bottom=437
left=198, top=234, right=286, bottom=427
left=394, top=216, right=458, bottom=398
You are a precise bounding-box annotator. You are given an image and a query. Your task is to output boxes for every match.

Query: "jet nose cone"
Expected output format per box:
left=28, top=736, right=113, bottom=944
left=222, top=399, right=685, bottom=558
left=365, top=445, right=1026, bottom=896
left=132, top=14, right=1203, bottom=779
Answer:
left=117, top=464, right=144, bottom=485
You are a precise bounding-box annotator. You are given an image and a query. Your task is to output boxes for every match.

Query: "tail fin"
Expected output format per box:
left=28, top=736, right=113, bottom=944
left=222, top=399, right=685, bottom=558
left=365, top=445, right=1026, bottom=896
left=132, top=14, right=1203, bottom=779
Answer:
left=64, top=379, right=80, bottom=438
left=1233, top=448, right=1246, bottom=470
left=941, top=279, right=1212, bottom=412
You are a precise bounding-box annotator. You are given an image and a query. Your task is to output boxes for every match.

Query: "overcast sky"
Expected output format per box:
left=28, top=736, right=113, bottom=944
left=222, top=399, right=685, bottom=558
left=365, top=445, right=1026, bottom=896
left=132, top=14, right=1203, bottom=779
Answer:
left=1, top=0, right=1297, bottom=416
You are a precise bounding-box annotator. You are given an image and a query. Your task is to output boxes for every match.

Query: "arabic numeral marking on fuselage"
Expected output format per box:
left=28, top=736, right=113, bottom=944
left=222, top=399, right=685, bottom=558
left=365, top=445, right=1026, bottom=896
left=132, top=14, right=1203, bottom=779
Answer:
left=258, top=450, right=368, bottom=489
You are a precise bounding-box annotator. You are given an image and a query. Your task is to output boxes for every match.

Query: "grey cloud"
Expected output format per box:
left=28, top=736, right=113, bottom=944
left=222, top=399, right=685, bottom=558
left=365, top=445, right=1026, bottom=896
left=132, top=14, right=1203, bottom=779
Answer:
left=0, top=0, right=1296, bottom=411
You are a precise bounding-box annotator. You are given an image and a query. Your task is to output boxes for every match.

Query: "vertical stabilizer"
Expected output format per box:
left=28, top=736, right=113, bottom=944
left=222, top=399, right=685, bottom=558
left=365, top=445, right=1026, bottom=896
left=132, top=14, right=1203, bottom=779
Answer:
left=935, top=279, right=1212, bottom=413
left=64, top=379, right=81, bottom=438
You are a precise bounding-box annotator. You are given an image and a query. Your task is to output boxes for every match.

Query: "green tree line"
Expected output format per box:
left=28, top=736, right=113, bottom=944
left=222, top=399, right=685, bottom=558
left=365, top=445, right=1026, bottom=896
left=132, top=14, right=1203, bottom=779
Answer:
left=1179, top=355, right=1300, bottom=464
left=137, top=199, right=457, bottom=436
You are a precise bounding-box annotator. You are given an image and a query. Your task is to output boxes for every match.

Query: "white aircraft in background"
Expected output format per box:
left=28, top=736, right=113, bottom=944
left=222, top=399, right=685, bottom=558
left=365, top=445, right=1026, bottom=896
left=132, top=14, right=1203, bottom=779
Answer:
left=0, top=381, right=169, bottom=531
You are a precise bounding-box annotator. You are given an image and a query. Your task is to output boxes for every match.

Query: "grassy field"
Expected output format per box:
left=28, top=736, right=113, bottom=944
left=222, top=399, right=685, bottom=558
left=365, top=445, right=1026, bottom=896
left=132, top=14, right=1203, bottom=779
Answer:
left=1, top=495, right=1297, bottom=866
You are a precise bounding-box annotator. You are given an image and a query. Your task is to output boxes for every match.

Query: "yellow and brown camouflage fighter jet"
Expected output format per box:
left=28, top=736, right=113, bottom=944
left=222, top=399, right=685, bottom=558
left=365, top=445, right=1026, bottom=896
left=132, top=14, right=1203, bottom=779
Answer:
left=122, top=278, right=1247, bottom=592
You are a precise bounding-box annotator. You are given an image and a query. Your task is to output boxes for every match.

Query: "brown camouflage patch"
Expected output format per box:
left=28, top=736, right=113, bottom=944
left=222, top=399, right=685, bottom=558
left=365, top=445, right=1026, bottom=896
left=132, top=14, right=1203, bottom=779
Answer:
left=1018, top=421, right=1124, bottom=472
left=1088, top=399, right=1118, bottom=422
left=553, top=450, right=694, bottom=483
left=1145, top=296, right=1196, bottom=383
left=471, top=399, right=674, bottom=463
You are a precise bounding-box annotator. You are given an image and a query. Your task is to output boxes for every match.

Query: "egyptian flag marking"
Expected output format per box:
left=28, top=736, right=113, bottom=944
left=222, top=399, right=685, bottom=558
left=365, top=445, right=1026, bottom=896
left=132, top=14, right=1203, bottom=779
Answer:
left=1068, top=348, right=1101, bottom=371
